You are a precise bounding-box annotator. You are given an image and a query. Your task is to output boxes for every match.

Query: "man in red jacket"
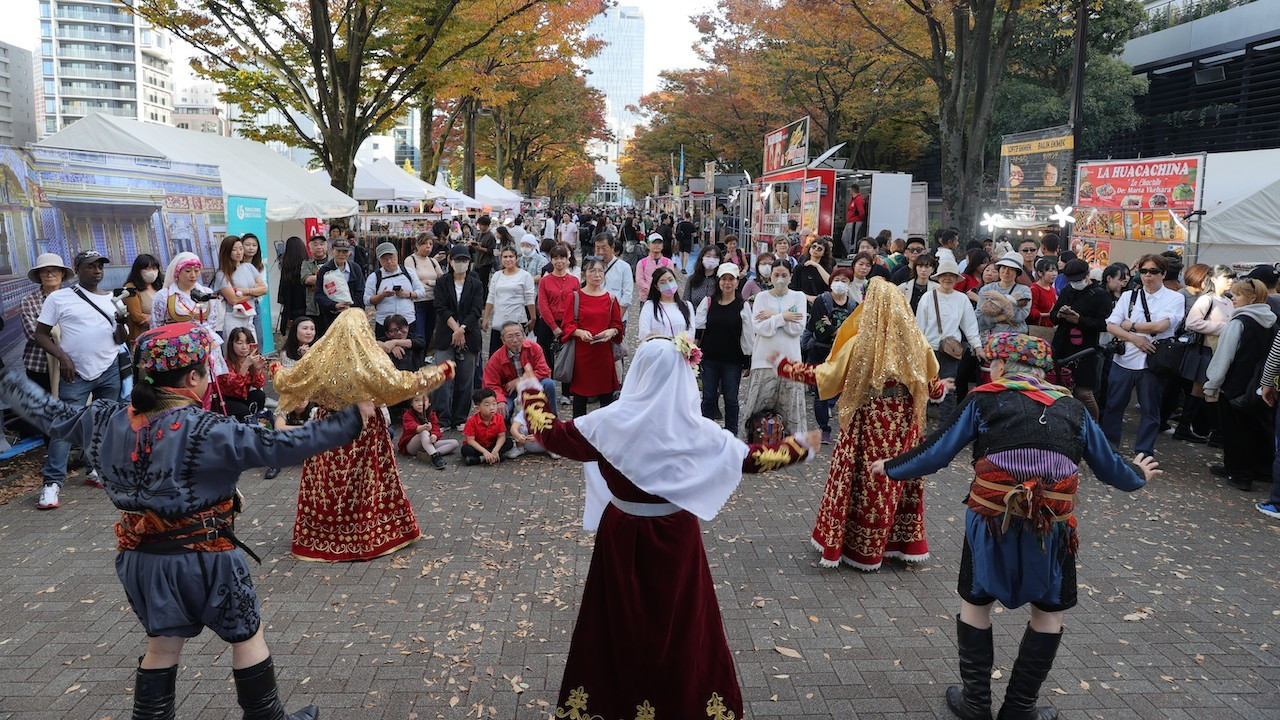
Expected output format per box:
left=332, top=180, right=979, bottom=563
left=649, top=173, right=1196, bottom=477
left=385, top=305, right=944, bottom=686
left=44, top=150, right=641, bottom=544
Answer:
left=483, top=321, right=557, bottom=417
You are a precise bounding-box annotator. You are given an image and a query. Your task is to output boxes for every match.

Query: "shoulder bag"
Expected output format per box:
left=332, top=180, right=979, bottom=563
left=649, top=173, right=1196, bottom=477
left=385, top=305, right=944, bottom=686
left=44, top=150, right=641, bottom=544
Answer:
left=932, top=291, right=964, bottom=360
left=1142, top=291, right=1194, bottom=378
left=552, top=291, right=580, bottom=384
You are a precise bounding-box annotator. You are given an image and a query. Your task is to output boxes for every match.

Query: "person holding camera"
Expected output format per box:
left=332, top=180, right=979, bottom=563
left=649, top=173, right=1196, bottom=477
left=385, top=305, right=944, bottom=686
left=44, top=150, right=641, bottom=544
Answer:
left=364, top=242, right=425, bottom=339
left=152, top=252, right=226, bottom=375
left=31, top=250, right=129, bottom=509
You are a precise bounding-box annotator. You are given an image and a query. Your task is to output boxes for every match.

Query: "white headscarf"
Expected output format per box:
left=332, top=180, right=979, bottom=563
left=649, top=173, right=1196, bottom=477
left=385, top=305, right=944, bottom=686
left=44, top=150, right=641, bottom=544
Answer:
left=573, top=338, right=750, bottom=530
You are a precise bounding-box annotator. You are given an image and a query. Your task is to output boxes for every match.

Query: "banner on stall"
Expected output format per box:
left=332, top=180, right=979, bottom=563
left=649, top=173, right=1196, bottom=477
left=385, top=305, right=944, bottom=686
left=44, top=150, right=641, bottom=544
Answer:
left=763, top=116, right=810, bottom=175
left=227, top=195, right=273, bottom=352
left=1071, top=155, right=1204, bottom=247
left=997, top=126, right=1073, bottom=209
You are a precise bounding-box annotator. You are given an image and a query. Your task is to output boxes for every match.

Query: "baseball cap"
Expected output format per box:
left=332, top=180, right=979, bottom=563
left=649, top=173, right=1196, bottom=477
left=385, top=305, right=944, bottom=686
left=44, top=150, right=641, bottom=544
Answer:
left=73, top=250, right=110, bottom=268
left=647, top=233, right=664, bottom=243
left=331, top=237, right=353, bottom=250
left=1062, top=259, right=1090, bottom=282
left=717, top=262, right=740, bottom=278
left=449, top=244, right=472, bottom=260
left=376, top=242, right=397, bottom=258
left=1246, top=264, right=1279, bottom=288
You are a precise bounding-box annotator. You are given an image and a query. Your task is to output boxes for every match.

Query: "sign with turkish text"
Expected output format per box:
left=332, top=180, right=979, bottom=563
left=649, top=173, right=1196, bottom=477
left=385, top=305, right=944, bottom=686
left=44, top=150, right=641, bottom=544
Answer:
left=763, top=117, right=810, bottom=175
left=997, top=126, right=1072, bottom=210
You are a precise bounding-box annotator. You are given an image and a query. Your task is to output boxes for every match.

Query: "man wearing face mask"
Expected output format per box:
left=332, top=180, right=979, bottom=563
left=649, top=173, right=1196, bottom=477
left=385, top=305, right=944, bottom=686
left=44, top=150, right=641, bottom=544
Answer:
left=432, top=245, right=486, bottom=429
left=1048, top=259, right=1114, bottom=419
left=518, top=235, right=548, bottom=283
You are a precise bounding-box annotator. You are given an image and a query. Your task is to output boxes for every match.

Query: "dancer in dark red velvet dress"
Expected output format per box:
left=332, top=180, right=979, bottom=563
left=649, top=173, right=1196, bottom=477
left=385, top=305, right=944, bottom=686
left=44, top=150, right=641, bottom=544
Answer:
left=518, top=335, right=819, bottom=720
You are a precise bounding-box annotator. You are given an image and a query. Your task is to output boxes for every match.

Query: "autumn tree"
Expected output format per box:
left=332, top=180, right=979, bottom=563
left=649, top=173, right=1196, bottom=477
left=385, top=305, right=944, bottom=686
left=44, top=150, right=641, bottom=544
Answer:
left=129, top=0, right=543, bottom=197
left=841, top=0, right=1033, bottom=231
left=414, top=0, right=605, bottom=190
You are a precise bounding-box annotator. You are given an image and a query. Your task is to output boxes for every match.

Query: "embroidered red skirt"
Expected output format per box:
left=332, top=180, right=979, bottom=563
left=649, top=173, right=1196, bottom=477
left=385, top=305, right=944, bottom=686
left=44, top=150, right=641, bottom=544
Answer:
left=291, top=410, right=420, bottom=562
left=553, top=504, right=742, bottom=720
left=811, top=396, right=929, bottom=570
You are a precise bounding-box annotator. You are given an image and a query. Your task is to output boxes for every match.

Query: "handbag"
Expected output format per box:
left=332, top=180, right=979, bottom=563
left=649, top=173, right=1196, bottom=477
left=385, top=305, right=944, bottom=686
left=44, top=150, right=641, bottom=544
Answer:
left=551, top=292, right=580, bottom=384
left=933, top=291, right=964, bottom=360
left=1139, top=291, right=1193, bottom=378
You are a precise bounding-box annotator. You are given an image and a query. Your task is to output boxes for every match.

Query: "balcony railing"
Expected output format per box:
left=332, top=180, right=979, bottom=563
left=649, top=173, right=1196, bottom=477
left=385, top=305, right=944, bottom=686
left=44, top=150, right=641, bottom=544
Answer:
left=59, top=65, right=136, bottom=81
left=60, top=86, right=136, bottom=99
left=57, top=27, right=134, bottom=44
left=61, top=102, right=136, bottom=117
left=55, top=9, right=133, bottom=24
left=56, top=47, right=136, bottom=62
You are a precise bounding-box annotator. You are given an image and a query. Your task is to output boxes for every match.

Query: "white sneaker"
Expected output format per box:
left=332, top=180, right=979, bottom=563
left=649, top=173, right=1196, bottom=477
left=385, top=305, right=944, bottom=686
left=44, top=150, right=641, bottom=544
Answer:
left=558, top=396, right=571, bottom=407
left=503, top=447, right=525, bottom=460
left=548, top=452, right=562, bottom=460
left=37, top=484, right=60, bottom=510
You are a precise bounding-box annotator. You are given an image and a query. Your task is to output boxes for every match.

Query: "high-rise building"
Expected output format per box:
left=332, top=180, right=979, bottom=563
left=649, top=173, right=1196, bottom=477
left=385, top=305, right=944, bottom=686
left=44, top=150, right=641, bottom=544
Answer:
left=0, top=42, right=37, bottom=147
left=36, top=0, right=175, bottom=137
left=584, top=5, right=644, bottom=202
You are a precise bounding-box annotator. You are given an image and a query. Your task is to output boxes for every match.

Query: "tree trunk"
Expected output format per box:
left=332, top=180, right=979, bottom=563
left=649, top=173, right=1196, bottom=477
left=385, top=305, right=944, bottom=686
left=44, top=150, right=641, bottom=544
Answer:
left=419, top=93, right=435, bottom=182
left=463, top=97, right=477, bottom=198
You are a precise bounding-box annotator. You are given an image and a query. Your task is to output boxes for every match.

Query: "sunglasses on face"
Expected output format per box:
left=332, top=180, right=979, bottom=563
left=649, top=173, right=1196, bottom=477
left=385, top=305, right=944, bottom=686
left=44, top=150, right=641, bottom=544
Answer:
left=1138, top=268, right=1163, bottom=276
left=1020, top=248, right=1037, bottom=253
left=906, top=247, right=924, bottom=253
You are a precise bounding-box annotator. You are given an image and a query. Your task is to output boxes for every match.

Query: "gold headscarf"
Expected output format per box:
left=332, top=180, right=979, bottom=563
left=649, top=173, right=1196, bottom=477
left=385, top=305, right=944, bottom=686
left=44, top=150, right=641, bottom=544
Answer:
left=814, top=278, right=939, bottom=429
left=272, top=308, right=453, bottom=412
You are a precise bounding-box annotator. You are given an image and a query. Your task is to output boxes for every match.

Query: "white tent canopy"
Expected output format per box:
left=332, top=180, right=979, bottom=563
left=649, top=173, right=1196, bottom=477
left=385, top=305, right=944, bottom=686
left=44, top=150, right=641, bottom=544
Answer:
left=37, top=113, right=357, bottom=221
left=474, top=175, right=523, bottom=210
left=315, top=157, right=448, bottom=203
left=1196, top=149, right=1280, bottom=266
left=437, top=185, right=485, bottom=210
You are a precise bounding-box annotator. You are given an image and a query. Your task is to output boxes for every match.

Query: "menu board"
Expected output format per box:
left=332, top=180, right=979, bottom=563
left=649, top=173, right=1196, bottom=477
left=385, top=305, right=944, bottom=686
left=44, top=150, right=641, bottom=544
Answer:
left=1072, top=155, right=1203, bottom=248
left=764, top=117, right=810, bottom=174
left=997, top=126, right=1073, bottom=209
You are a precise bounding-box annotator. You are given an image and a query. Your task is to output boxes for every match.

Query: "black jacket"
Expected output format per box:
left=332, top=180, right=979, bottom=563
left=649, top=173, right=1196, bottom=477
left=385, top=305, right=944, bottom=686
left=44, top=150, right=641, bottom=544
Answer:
left=1048, top=282, right=1114, bottom=357
left=433, top=272, right=485, bottom=353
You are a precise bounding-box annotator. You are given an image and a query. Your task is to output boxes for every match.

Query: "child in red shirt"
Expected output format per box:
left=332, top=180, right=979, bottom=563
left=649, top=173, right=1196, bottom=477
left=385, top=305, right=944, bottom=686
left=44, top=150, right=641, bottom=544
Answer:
left=462, top=388, right=516, bottom=465
left=398, top=395, right=460, bottom=470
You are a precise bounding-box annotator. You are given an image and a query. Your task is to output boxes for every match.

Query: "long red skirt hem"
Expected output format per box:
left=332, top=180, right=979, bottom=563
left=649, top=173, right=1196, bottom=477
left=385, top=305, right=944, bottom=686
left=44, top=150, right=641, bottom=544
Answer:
left=553, top=504, right=742, bottom=719
left=810, top=396, right=929, bottom=571
left=291, top=412, right=421, bottom=562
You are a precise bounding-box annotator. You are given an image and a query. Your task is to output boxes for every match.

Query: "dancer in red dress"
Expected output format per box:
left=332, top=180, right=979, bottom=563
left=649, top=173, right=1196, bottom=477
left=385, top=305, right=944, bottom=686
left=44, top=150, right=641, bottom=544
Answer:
left=272, top=308, right=454, bottom=562
left=520, top=335, right=820, bottom=720
left=775, top=278, right=949, bottom=570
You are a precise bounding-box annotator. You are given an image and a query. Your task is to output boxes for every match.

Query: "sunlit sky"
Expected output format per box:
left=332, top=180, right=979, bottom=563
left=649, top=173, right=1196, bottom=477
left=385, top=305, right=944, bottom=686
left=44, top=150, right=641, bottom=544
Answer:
left=0, top=0, right=710, bottom=94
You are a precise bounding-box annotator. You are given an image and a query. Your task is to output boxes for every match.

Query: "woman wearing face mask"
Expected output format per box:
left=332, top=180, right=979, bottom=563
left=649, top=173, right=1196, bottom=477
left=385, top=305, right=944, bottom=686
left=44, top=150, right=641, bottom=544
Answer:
left=535, top=244, right=583, bottom=385
left=1049, top=259, right=1113, bottom=418
left=639, top=268, right=695, bottom=339
left=123, top=253, right=163, bottom=344
left=685, top=245, right=723, bottom=310
left=796, top=238, right=833, bottom=302
left=517, top=235, right=548, bottom=283
left=741, top=262, right=808, bottom=437
left=695, top=263, right=754, bottom=433
left=635, top=233, right=674, bottom=300
left=806, top=268, right=859, bottom=443
left=742, top=252, right=775, bottom=303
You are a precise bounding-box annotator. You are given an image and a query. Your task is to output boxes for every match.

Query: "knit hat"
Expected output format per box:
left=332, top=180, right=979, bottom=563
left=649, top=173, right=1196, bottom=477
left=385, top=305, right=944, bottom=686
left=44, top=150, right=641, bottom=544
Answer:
left=984, top=332, right=1054, bottom=371
left=135, top=323, right=212, bottom=375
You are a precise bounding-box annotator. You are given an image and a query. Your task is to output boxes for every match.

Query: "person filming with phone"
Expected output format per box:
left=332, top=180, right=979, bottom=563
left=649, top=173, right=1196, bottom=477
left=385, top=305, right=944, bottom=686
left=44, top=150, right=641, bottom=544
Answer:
left=364, top=242, right=426, bottom=339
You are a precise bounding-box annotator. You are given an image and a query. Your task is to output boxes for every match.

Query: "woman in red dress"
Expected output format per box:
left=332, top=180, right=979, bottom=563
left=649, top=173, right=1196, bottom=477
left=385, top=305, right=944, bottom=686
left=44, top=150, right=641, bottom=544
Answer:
left=775, top=278, right=949, bottom=570
left=271, top=309, right=454, bottom=562
left=562, top=257, right=624, bottom=417
left=518, top=337, right=820, bottom=720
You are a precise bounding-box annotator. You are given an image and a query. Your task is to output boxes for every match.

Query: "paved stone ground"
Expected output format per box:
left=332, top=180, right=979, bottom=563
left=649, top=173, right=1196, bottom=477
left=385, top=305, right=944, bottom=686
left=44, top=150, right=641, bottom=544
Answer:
left=1, top=399, right=1278, bottom=719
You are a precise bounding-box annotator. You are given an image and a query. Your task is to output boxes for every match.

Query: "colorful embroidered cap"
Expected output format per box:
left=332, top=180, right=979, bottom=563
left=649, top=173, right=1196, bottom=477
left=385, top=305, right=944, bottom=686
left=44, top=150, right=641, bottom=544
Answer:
left=984, top=332, right=1054, bottom=371
left=136, top=322, right=212, bottom=374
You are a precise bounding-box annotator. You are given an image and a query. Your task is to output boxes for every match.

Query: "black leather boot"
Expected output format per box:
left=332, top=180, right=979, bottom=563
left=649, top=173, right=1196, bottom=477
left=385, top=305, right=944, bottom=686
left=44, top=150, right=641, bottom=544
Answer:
left=997, top=624, right=1063, bottom=720
left=945, top=616, right=994, bottom=720
left=233, top=657, right=319, bottom=720
left=131, top=658, right=177, bottom=720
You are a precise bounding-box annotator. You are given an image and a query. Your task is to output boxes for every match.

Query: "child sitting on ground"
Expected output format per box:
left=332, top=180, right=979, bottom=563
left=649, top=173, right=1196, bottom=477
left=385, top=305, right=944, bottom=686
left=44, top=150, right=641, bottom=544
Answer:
left=461, top=388, right=518, bottom=465
left=397, top=394, right=459, bottom=470
left=510, top=406, right=547, bottom=456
